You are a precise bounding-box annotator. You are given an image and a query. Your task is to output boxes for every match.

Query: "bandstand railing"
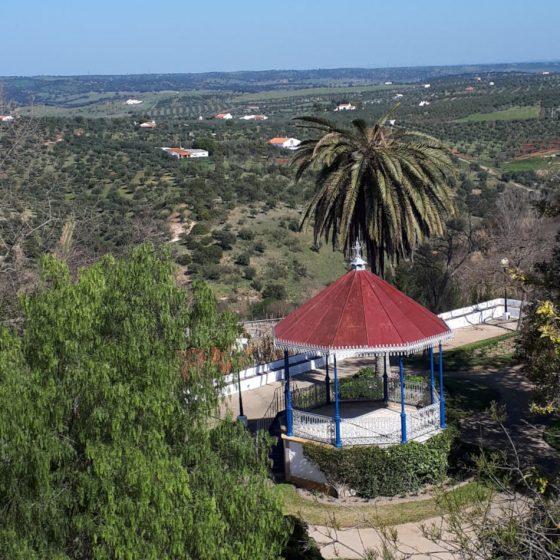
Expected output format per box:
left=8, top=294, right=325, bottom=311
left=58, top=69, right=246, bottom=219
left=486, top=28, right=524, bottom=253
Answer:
left=289, top=375, right=440, bottom=446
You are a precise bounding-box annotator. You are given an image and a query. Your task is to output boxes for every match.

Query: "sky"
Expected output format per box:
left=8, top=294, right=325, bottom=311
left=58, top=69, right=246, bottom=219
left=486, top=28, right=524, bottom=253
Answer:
left=2, top=0, right=559, bottom=76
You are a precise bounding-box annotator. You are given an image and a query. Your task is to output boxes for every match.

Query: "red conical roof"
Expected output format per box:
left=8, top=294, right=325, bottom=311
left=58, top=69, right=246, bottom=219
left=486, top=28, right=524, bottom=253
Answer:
left=274, top=269, right=452, bottom=356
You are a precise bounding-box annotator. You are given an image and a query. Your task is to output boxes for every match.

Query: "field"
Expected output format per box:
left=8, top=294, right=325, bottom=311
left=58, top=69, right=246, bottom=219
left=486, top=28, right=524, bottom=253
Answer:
left=1, top=67, right=559, bottom=318
left=456, top=105, right=540, bottom=122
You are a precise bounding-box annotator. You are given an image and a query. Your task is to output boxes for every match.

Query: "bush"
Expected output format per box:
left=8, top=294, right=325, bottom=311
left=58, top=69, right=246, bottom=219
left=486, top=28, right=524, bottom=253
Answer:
left=303, top=429, right=456, bottom=498
left=235, top=253, right=251, bottom=266
left=238, top=228, right=255, bottom=241
left=175, top=253, right=192, bottom=266
left=190, top=222, right=211, bottom=236
left=263, top=283, right=287, bottom=301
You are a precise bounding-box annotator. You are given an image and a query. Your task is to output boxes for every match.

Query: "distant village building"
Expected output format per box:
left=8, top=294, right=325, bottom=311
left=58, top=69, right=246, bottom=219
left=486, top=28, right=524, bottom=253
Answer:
left=125, top=99, right=143, bottom=105
left=543, top=71, right=550, bottom=75
left=423, top=84, right=431, bottom=88
left=334, top=102, right=356, bottom=111
left=489, top=81, right=495, bottom=86
left=140, top=120, right=156, bottom=128
left=394, top=93, right=404, bottom=99
left=465, top=86, right=475, bottom=92
left=0, top=115, right=14, bottom=122
left=239, top=114, right=268, bottom=120
left=267, top=137, right=301, bottom=150
left=161, top=147, right=209, bottom=159
left=215, top=112, right=233, bottom=120
left=388, top=119, right=396, bottom=126
left=384, top=81, right=393, bottom=85
left=418, top=100, right=431, bottom=107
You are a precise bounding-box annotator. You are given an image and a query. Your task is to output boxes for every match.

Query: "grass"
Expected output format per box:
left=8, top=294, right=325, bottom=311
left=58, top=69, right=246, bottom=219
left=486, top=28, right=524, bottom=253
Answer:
left=543, top=419, right=560, bottom=451
left=456, top=105, right=540, bottom=122
left=238, top=84, right=409, bottom=102
left=444, top=377, right=501, bottom=425
left=407, top=333, right=516, bottom=373
left=502, top=157, right=550, bottom=172
left=276, top=481, right=491, bottom=528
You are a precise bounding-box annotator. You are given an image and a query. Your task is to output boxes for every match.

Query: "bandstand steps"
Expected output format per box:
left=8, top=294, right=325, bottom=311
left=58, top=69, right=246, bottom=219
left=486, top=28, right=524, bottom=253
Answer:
left=269, top=411, right=286, bottom=482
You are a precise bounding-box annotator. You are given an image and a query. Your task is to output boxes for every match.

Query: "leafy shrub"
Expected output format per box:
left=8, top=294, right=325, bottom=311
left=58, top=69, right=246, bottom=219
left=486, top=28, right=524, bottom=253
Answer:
left=235, top=253, right=251, bottom=266
left=238, top=228, right=255, bottom=241
left=263, top=283, right=287, bottom=301
left=303, top=429, right=455, bottom=498
left=175, top=253, right=192, bottom=266
left=190, top=222, right=211, bottom=236
left=254, top=240, right=266, bottom=253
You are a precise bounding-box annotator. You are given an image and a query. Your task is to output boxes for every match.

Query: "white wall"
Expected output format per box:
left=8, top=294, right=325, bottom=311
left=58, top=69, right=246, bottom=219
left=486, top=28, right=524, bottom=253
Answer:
left=284, top=439, right=328, bottom=485
left=439, top=298, right=522, bottom=330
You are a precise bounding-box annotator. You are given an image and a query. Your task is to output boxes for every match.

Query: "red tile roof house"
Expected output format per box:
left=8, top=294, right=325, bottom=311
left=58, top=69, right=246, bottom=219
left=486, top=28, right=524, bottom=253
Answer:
left=214, top=112, right=233, bottom=120
left=267, top=137, right=301, bottom=150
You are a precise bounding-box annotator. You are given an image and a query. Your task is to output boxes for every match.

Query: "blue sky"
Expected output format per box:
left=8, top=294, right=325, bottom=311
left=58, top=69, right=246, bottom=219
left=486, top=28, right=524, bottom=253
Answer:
left=2, top=0, right=559, bottom=76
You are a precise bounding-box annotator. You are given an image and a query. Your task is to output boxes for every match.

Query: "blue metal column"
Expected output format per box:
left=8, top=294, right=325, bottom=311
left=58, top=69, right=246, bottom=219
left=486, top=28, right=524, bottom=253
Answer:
left=400, top=357, right=407, bottom=443
left=429, top=346, right=435, bottom=405
left=383, top=355, right=389, bottom=404
left=333, top=354, right=342, bottom=448
left=438, top=342, right=446, bottom=429
left=325, top=352, right=331, bottom=405
left=284, top=350, right=293, bottom=436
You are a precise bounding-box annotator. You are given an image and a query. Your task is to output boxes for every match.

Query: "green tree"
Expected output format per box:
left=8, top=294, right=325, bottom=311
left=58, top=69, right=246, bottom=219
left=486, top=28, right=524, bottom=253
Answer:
left=0, top=244, right=288, bottom=559
left=292, top=107, right=456, bottom=276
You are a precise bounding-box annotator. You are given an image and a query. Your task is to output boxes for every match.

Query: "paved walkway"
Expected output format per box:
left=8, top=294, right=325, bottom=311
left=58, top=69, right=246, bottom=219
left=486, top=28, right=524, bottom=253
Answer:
left=221, top=320, right=519, bottom=421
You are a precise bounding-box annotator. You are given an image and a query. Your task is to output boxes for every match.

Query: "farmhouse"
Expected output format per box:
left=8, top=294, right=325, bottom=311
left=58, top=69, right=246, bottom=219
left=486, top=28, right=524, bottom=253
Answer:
left=239, top=114, right=268, bottom=120
left=139, top=120, right=156, bottom=128
left=161, top=147, right=209, bottom=159
left=334, top=102, right=356, bottom=111
left=267, top=137, right=301, bottom=150
left=215, top=112, right=233, bottom=120
left=125, top=99, right=143, bottom=105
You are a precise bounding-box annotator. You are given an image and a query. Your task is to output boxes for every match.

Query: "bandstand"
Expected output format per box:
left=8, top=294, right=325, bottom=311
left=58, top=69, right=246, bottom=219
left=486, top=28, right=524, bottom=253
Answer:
left=274, top=243, right=453, bottom=451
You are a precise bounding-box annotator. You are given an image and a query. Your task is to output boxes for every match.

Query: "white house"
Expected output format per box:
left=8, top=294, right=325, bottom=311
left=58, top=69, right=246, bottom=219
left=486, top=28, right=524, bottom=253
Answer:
left=334, top=102, right=356, bottom=111
left=388, top=119, right=396, bottom=126
left=0, top=115, right=14, bottom=122
left=419, top=100, right=431, bottom=107
left=423, top=84, right=431, bottom=88
left=394, top=93, right=404, bottom=99
left=125, top=99, right=143, bottom=105
left=239, top=114, right=268, bottom=120
left=161, top=147, right=209, bottom=159
left=489, top=81, right=495, bottom=86
left=384, top=81, right=393, bottom=85
left=139, top=120, right=156, bottom=128
left=215, top=112, right=233, bottom=120
left=267, top=137, right=301, bottom=150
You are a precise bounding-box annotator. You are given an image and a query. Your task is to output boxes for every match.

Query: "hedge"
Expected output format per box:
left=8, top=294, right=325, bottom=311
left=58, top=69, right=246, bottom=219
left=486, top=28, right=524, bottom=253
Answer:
left=302, top=429, right=456, bottom=498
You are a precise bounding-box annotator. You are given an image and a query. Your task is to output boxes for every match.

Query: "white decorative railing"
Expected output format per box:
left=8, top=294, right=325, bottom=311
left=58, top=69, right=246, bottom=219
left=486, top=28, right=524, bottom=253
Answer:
left=408, top=403, right=440, bottom=440
left=292, top=409, right=335, bottom=444
left=388, top=379, right=431, bottom=407
left=340, top=415, right=401, bottom=446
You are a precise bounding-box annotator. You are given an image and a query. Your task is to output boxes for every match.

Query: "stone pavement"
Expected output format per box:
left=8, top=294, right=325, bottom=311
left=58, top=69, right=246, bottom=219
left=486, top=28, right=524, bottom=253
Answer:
left=221, top=319, right=519, bottom=421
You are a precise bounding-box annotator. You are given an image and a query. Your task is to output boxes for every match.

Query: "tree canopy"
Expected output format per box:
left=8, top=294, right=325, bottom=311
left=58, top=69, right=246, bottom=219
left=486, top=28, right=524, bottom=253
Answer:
left=292, top=107, right=456, bottom=276
left=0, top=244, right=289, bottom=559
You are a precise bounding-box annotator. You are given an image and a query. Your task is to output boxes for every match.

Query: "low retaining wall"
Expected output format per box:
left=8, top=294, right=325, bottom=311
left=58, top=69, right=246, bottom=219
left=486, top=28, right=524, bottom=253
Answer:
left=438, top=298, right=522, bottom=330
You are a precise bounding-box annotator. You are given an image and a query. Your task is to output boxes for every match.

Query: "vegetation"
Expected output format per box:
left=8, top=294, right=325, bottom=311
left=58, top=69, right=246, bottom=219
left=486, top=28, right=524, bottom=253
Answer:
left=292, top=108, right=455, bottom=276
left=302, top=430, right=455, bottom=498
left=0, top=245, right=290, bottom=559
left=277, top=480, right=490, bottom=528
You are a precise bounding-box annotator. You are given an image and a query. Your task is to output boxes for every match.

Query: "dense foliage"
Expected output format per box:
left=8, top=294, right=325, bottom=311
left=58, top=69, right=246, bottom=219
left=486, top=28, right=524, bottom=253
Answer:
left=303, top=430, right=455, bottom=498
left=0, top=244, right=289, bottom=559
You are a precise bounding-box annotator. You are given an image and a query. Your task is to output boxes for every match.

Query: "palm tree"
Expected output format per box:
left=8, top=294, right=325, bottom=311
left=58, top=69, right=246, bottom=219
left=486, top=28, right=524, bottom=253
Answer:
left=292, top=106, right=456, bottom=277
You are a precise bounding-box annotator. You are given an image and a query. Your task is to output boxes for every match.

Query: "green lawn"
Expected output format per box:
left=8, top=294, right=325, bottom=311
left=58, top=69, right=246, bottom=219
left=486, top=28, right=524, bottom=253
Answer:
left=456, top=105, right=540, bottom=122
left=276, top=482, right=491, bottom=528
left=544, top=419, right=560, bottom=451
left=502, top=157, right=551, bottom=172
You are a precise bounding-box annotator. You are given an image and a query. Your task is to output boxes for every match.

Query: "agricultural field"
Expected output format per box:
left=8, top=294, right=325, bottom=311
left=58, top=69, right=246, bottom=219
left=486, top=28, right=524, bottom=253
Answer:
left=1, top=66, right=559, bottom=318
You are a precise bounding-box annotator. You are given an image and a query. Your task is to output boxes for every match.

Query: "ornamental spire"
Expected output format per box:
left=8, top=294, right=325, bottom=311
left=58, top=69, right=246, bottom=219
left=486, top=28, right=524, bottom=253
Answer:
left=350, top=239, right=367, bottom=271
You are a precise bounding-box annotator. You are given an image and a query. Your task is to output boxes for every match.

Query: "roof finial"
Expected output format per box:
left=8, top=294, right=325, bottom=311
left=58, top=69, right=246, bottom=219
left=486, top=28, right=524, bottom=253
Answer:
left=350, top=239, right=367, bottom=271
